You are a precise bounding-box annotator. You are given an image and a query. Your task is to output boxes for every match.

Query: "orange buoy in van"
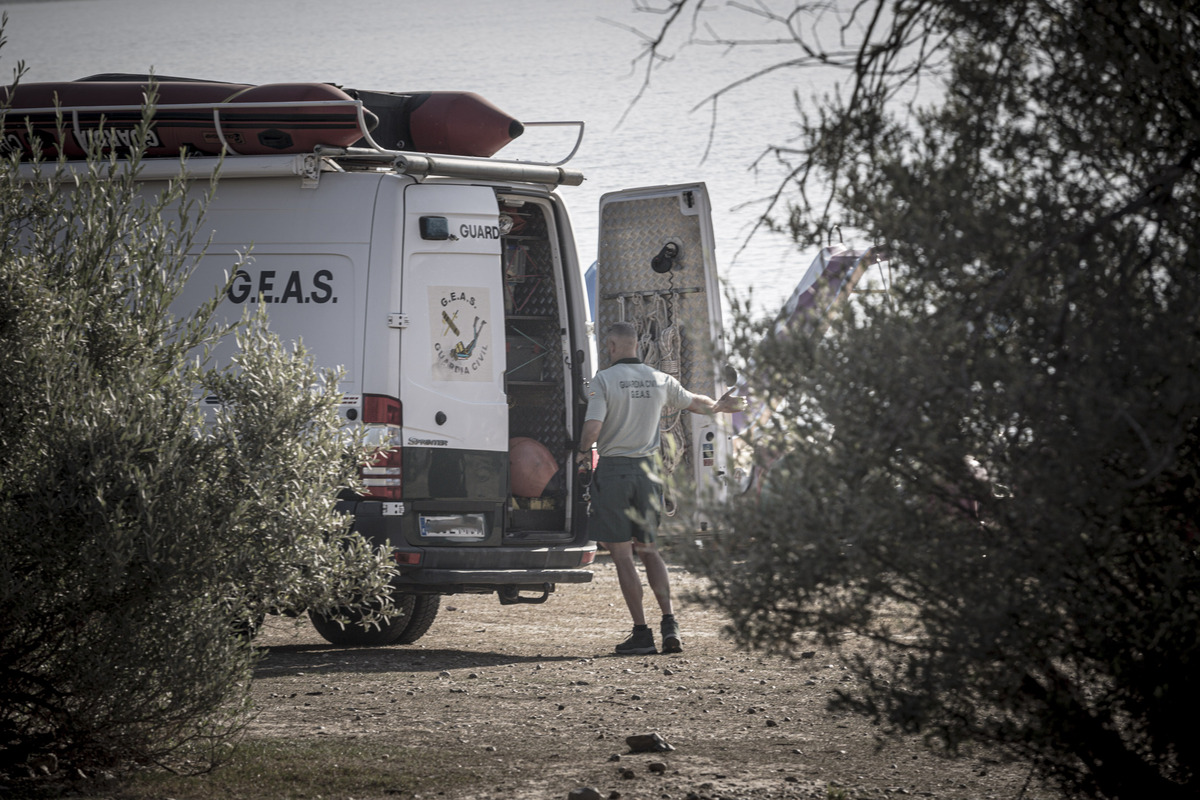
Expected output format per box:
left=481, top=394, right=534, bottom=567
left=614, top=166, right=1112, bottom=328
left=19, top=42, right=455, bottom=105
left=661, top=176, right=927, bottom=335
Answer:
left=509, top=437, right=560, bottom=498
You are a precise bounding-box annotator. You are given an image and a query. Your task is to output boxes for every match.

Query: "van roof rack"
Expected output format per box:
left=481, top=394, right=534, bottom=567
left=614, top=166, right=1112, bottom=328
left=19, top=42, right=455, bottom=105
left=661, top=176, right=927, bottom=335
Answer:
left=15, top=149, right=586, bottom=188
left=316, top=145, right=585, bottom=187
left=7, top=81, right=586, bottom=187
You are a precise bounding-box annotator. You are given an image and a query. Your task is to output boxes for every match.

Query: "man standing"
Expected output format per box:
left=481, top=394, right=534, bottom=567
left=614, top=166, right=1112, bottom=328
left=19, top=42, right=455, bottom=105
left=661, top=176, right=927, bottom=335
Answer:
left=576, top=322, right=745, bottom=655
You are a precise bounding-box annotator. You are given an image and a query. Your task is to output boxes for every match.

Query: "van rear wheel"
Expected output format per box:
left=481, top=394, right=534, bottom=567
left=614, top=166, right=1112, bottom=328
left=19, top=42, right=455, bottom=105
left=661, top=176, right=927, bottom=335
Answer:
left=394, top=595, right=440, bottom=644
left=309, top=594, right=416, bottom=647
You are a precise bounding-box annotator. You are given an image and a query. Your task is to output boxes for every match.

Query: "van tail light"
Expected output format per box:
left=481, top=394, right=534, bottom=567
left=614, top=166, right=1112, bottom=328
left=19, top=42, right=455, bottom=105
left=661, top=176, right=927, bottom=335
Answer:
left=363, top=395, right=402, bottom=426
left=360, top=394, right=403, bottom=500
left=361, top=448, right=403, bottom=500
left=393, top=550, right=422, bottom=566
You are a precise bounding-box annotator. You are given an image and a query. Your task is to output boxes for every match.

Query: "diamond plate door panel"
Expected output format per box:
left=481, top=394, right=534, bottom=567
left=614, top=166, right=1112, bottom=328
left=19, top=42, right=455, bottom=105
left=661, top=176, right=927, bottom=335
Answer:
left=595, top=183, right=730, bottom=524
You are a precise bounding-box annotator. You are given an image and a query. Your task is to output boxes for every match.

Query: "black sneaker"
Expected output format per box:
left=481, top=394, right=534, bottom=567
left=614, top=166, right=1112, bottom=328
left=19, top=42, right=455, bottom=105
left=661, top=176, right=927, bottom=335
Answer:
left=661, top=618, right=682, bottom=653
left=615, top=626, right=657, bottom=655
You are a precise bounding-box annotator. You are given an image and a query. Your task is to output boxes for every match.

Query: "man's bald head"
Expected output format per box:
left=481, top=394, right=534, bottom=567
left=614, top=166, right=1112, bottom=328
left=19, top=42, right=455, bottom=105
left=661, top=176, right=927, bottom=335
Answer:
left=606, top=322, right=639, bottom=360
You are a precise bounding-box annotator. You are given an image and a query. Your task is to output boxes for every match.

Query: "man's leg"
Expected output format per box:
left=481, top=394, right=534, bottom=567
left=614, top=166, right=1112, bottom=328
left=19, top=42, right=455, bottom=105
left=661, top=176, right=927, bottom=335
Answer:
left=605, top=540, right=646, bottom=626
left=595, top=465, right=657, bottom=654
left=633, top=541, right=673, bottom=617
left=635, top=541, right=683, bottom=653
left=605, top=540, right=657, bottom=654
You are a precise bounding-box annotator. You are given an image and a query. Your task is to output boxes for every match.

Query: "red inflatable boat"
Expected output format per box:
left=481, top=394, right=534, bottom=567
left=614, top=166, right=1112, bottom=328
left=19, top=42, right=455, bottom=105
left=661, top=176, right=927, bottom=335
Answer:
left=1, top=78, right=374, bottom=158
left=1, top=74, right=525, bottom=160
left=349, top=88, right=525, bottom=158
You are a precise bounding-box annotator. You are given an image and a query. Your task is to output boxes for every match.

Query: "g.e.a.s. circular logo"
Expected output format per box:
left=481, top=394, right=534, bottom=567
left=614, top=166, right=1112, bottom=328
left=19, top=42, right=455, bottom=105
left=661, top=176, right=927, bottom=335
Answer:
left=431, top=287, right=493, bottom=382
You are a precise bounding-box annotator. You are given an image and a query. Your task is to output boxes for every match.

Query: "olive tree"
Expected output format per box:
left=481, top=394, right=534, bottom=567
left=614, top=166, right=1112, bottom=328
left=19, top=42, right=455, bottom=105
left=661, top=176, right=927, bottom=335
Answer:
left=629, top=2, right=1200, bottom=798
left=0, top=63, right=394, bottom=775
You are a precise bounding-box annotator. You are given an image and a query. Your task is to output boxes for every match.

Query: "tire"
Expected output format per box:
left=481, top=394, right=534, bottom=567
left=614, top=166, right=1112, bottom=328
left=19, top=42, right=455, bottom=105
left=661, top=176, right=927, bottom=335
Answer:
left=394, top=594, right=441, bottom=644
left=309, top=594, right=416, bottom=647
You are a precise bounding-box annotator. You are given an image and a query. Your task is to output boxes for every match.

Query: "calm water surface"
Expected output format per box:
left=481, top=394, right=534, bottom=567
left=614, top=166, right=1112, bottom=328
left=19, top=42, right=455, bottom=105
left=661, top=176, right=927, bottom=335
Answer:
left=1, top=0, right=855, bottom=316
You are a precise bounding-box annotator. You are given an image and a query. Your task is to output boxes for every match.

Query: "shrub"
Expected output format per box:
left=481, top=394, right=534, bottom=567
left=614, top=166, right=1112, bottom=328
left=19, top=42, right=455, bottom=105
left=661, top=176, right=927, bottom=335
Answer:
left=633, top=2, right=1200, bottom=797
left=0, top=64, right=393, bottom=776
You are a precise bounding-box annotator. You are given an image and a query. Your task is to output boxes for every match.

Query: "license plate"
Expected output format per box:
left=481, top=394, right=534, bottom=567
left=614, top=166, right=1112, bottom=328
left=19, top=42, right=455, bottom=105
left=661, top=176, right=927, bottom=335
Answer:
left=419, top=513, right=487, bottom=541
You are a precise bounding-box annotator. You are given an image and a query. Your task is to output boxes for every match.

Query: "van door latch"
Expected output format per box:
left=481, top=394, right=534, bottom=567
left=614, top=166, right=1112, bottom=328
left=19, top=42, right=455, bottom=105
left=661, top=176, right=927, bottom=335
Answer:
left=388, top=313, right=410, bottom=329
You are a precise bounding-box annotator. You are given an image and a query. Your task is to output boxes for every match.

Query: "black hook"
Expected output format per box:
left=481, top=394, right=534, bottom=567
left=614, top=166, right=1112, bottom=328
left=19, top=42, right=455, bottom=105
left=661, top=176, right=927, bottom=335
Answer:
left=651, top=241, right=680, bottom=274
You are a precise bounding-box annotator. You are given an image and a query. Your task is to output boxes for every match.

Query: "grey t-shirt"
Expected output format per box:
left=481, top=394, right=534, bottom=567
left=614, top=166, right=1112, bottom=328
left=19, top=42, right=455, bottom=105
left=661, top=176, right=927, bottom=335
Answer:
left=584, top=358, right=694, bottom=458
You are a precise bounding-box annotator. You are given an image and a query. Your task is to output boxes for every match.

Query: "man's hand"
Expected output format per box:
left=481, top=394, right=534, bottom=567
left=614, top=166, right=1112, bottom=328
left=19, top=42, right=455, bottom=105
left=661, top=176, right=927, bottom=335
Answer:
left=713, top=388, right=748, bottom=414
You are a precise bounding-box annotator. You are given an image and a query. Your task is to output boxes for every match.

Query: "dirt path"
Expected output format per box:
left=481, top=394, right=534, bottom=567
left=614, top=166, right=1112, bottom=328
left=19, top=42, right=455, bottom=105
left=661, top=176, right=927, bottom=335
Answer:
left=251, top=556, right=1055, bottom=800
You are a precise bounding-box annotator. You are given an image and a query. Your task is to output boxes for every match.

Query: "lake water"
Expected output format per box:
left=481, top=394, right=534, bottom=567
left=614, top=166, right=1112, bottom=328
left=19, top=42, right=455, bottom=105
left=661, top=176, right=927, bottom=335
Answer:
left=0, top=0, right=852, bottom=316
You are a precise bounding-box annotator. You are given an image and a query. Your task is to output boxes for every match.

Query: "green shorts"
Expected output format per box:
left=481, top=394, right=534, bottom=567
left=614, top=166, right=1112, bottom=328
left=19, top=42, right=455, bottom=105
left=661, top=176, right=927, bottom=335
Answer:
left=591, top=457, right=661, bottom=544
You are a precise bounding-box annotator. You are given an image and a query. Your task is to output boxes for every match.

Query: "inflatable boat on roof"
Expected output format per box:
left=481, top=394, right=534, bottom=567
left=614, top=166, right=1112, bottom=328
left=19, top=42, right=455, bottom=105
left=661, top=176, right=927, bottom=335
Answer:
left=346, top=87, right=524, bottom=157
left=1, top=73, right=525, bottom=160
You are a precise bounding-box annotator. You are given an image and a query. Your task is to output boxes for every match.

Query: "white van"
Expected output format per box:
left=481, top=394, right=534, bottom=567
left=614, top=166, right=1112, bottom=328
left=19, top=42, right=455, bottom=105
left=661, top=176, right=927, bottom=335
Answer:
left=13, top=78, right=735, bottom=645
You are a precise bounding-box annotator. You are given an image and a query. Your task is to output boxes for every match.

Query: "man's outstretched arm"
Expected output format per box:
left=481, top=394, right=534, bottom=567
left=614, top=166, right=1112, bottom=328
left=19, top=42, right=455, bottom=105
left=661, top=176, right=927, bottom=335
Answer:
left=687, top=387, right=746, bottom=416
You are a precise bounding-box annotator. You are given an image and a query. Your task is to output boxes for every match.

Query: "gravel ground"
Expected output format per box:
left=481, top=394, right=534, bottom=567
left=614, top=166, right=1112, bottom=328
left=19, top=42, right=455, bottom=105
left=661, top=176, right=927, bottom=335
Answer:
left=250, top=554, right=1060, bottom=800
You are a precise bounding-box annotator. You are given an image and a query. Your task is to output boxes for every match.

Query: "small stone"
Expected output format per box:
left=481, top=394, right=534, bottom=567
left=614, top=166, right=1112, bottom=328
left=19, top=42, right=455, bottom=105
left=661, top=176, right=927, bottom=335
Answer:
left=626, top=732, right=674, bottom=753
left=648, top=761, right=667, bottom=774
left=619, top=767, right=636, bottom=779
left=568, top=788, right=602, bottom=800
left=766, top=719, right=779, bottom=727
left=608, top=753, right=622, bottom=762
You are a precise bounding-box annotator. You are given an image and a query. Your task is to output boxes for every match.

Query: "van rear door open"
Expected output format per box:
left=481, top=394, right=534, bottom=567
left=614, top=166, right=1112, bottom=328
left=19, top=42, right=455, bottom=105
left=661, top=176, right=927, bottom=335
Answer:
left=398, top=184, right=509, bottom=510
left=596, top=182, right=732, bottom=527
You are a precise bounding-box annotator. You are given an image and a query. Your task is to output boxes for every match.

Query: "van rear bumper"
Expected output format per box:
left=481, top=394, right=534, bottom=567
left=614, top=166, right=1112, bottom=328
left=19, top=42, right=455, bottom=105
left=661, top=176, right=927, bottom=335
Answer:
left=395, top=567, right=592, bottom=596
left=344, top=498, right=596, bottom=593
